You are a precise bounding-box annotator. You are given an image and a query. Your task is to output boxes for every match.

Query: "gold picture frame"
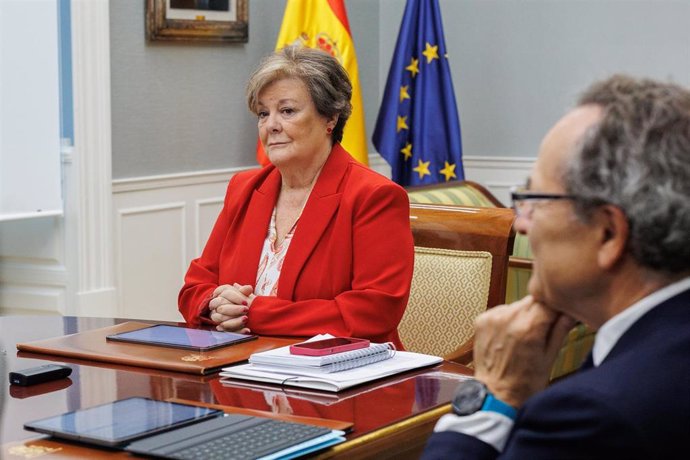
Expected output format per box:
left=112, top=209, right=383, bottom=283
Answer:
left=146, top=0, right=248, bottom=43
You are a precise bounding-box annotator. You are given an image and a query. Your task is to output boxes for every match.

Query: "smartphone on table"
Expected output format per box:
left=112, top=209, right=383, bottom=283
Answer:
left=289, top=337, right=370, bottom=356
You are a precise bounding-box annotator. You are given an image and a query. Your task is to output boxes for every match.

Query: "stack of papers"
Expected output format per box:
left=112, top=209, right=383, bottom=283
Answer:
left=221, top=370, right=473, bottom=406
left=221, top=336, right=443, bottom=392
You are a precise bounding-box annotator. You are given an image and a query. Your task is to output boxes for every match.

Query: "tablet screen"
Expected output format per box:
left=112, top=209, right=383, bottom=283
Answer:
left=106, top=324, right=257, bottom=351
left=24, top=397, right=222, bottom=447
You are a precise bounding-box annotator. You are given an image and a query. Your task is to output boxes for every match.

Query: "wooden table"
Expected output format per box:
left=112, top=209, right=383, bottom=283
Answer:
left=0, top=316, right=472, bottom=459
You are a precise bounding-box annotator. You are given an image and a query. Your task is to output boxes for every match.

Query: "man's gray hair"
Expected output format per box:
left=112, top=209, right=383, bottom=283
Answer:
left=566, top=75, right=690, bottom=272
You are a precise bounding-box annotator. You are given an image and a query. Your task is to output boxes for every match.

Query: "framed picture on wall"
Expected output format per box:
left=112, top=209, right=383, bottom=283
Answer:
left=146, top=0, right=248, bottom=43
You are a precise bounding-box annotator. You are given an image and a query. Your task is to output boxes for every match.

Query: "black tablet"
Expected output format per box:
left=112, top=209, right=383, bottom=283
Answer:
left=106, top=324, right=257, bottom=351
left=24, top=397, right=223, bottom=447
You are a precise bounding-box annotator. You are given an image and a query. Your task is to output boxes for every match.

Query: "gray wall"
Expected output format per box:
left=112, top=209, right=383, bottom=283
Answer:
left=416, top=0, right=690, bottom=159
left=111, top=0, right=690, bottom=179
left=110, top=0, right=380, bottom=178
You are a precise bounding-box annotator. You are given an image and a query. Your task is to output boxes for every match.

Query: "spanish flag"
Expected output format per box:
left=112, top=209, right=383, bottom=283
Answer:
left=256, top=0, right=369, bottom=166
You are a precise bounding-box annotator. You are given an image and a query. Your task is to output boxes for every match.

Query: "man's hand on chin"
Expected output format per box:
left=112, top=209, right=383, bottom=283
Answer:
left=472, top=295, right=578, bottom=408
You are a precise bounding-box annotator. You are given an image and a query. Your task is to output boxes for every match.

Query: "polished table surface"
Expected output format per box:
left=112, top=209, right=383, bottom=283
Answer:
left=0, top=316, right=472, bottom=459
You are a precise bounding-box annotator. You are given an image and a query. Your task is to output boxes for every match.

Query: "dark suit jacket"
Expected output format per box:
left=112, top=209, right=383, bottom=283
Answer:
left=178, top=144, right=414, bottom=349
left=422, top=288, right=690, bottom=459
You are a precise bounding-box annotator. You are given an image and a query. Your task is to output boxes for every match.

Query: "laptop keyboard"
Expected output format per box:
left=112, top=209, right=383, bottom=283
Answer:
left=126, top=414, right=333, bottom=460
left=175, top=420, right=329, bottom=459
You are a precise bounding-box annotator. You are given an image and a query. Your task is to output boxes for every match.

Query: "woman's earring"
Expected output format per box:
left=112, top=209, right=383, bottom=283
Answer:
left=326, top=127, right=333, bottom=134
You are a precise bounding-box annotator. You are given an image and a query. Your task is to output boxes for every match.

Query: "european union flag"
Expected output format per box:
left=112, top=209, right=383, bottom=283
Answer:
left=372, top=0, right=464, bottom=186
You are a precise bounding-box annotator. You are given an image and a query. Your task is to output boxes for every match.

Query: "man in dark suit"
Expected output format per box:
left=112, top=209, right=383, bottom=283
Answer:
left=422, top=75, right=690, bottom=459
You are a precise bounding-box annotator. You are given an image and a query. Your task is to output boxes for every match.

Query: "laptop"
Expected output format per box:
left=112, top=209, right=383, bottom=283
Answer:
left=24, top=397, right=345, bottom=460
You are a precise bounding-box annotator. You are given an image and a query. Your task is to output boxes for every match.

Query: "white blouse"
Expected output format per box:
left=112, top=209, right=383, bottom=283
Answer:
left=254, top=207, right=298, bottom=297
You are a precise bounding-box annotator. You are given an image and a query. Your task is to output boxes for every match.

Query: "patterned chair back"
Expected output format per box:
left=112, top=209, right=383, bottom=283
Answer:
left=400, top=247, right=492, bottom=357
left=405, top=204, right=515, bottom=361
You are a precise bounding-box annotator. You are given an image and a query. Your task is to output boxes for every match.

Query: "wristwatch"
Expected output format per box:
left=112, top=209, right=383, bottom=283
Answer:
left=451, top=379, right=517, bottom=420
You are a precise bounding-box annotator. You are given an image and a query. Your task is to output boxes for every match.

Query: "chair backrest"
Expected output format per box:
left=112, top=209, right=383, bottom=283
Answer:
left=408, top=203, right=516, bottom=311
left=401, top=246, right=493, bottom=357
left=400, top=204, right=515, bottom=359
left=406, top=180, right=533, bottom=303
left=406, top=180, right=505, bottom=208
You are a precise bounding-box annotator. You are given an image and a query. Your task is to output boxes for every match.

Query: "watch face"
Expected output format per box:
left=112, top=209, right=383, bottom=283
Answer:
left=452, top=379, right=488, bottom=416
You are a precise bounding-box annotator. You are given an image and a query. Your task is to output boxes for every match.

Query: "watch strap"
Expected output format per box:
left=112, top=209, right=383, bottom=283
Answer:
left=480, top=393, right=517, bottom=420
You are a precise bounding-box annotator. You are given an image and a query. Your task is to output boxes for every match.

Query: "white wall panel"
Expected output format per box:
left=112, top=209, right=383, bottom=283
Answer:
left=195, top=198, right=225, bottom=257
left=116, top=203, right=186, bottom=321
left=112, top=168, right=245, bottom=322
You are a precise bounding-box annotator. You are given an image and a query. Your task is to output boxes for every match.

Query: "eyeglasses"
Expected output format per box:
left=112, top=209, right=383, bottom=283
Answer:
left=510, top=186, right=577, bottom=219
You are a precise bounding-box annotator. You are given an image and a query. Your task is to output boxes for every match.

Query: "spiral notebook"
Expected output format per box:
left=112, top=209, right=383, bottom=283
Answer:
left=221, top=335, right=443, bottom=392
left=249, top=335, right=395, bottom=373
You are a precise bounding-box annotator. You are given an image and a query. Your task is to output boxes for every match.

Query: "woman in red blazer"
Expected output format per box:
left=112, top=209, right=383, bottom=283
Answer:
left=178, top=46, right=414, bottom=349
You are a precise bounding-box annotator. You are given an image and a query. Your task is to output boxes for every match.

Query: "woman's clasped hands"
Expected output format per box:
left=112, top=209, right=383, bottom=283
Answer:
left=209, top=283, right=256, bottom=333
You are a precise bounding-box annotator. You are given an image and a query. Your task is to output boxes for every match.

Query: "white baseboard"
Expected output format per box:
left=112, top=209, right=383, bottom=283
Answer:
left=0, top=261, right=67, bottom=286
left=0, top=260, right=67, bottom=314
left=72, top=288, right=118, bottom=317
left=0, top=285, right=65, bottom=314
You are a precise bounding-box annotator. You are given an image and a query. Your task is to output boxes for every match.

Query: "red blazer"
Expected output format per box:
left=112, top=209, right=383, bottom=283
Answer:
left=178, top=144, right=414, bottom=349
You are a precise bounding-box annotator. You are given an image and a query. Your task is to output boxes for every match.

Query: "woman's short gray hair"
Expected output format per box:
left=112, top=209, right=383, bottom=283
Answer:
left=246, top=45, right=352, bottom=144
left=565, top=75, right=690, bottom=273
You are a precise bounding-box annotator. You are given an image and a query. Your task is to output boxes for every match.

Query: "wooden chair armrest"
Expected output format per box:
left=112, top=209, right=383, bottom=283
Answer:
left=509, top=256, right=533, bottom=270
